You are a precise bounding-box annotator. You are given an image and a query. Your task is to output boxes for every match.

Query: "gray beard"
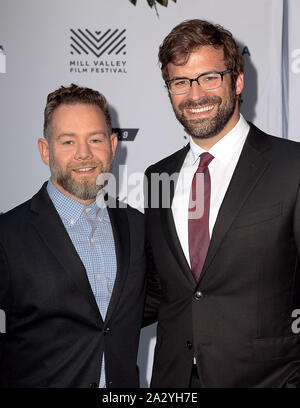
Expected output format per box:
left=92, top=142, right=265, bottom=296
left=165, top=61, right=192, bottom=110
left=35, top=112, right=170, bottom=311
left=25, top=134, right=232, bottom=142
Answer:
left=49, top=153, right=112, bottom=201
left=173, top=90, right=237, bottom=140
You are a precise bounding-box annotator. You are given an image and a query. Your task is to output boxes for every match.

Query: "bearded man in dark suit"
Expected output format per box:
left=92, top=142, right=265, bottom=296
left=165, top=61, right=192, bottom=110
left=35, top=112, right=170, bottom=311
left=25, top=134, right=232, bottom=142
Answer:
left=0, top=84, right=145, bottom=388
left=144, top=19, right=300, bottom=388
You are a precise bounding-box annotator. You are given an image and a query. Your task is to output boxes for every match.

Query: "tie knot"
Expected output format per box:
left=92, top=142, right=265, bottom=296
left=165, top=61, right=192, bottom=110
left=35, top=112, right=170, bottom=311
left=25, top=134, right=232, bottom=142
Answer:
left=199, top=152, right=214, bottom=168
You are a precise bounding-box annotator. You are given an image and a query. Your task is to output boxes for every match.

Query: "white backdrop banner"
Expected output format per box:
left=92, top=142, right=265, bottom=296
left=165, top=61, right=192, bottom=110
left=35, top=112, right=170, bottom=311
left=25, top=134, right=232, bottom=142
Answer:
left=285, top=0, right=300, bottom=141
left=0, top=0, right=296, bottom=387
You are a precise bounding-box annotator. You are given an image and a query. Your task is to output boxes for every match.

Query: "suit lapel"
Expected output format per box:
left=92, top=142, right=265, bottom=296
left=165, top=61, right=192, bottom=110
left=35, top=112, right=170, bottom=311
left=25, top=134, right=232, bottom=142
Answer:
left=30, top=184, right=103, bottom=323
left=161, top=209, right=196, bottom=287
left=105, top=202, right=130, bottom=323
left=158, top=145, right=196, bottom=286
left=198, top=124, right=271, bottom=284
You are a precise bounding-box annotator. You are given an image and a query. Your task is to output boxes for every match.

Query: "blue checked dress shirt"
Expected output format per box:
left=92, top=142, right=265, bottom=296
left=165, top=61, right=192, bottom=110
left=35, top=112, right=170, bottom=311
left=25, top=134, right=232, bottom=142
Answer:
left=47, top=180, right=117, bottom=388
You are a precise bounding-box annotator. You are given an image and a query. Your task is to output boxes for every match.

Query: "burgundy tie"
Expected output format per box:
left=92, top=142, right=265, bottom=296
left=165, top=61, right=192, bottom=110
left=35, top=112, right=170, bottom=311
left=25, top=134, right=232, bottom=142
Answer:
left=188, top=152, right=214, bottom=281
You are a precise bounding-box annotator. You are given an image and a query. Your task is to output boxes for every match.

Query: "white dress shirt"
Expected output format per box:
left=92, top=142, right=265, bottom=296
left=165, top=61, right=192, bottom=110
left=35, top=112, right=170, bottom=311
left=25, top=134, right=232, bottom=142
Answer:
left=172, top=114, right=250, bottom=267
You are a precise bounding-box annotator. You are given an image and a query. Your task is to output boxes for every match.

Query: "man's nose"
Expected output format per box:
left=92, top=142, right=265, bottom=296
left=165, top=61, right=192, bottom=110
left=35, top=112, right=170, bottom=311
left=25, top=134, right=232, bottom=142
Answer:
left=189, top=80, right=207, bottom=100
left=74, top=142, right=93, bottom=160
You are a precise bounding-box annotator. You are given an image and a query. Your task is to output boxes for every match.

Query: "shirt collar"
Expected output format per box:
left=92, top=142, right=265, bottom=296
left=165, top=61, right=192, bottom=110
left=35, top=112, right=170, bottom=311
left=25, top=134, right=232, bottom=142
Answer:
left=188, top=114, right=250, bottom=165
left=47, top=179, right=102, bottom=224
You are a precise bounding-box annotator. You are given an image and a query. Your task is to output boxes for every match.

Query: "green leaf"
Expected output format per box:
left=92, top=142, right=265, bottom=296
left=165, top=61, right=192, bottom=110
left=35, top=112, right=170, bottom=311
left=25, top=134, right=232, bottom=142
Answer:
left=156, top=0, right=168, bottom=6
left=128, top=0, right=178, bottom=9
left=147, top=0, right=155, bottom=7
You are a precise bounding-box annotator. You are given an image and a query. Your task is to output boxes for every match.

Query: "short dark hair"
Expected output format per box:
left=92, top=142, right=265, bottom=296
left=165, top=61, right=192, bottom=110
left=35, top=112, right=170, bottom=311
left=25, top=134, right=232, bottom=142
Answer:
left=158, top=19, right=244, bottom=103
left=43, top=84, right=112, bottom=139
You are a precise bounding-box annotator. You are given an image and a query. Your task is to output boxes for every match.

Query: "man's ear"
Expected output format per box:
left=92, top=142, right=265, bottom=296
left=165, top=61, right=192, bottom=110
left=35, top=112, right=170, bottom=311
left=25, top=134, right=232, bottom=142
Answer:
left=110, top=133, right=118, bottom=158
left=38, top=138, right=50, bottom=166
left=235, top=72, right=244, bottom=96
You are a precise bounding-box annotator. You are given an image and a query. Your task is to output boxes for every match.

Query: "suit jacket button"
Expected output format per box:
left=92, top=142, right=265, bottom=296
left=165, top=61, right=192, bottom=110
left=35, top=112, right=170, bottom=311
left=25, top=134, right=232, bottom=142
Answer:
left=89, top=382, right=97, bottom=388
left=194, top=291, right=203, bottom=300
left=104, top=327, right=110, bottom=335
left=187, top=341, right=193, bottom=350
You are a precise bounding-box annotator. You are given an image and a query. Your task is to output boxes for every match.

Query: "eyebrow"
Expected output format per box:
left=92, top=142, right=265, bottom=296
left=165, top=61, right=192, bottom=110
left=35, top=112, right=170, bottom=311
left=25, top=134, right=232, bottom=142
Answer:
left=56, top=130, right=108, bottom=140
left=170, top=71, right=222, bottom=81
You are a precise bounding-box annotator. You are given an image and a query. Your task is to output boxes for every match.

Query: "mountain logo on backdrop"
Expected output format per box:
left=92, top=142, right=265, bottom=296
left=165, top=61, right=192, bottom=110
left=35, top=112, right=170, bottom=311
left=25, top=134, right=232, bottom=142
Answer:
left=0, top=45, right=6, bottom=74
left=112, top=128, right=138, bottom=141
left=69, top=29, right=127, bottom=74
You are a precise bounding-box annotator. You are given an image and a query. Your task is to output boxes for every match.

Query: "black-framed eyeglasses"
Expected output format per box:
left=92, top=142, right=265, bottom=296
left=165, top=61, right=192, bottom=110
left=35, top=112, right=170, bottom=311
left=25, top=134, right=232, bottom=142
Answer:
left=166, top=69, right=233, bottom=95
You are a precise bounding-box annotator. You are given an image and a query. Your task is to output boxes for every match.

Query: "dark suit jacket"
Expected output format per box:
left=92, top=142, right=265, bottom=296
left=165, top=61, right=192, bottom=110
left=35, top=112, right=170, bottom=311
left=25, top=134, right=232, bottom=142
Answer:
left=0, top=183, right=146, bottom=388
left=144, top=123, right=300, bottom=388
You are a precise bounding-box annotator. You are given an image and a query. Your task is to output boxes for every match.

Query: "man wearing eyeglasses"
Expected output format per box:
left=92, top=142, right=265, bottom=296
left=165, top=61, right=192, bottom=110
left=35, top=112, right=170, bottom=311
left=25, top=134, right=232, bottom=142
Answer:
left=144, top=19, right=300, bottom=388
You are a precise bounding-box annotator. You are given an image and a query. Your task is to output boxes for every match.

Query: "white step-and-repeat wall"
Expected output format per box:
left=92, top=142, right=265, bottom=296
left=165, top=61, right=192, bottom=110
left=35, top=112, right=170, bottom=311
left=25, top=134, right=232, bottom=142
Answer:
left=0, top=0, right=299, bottom=387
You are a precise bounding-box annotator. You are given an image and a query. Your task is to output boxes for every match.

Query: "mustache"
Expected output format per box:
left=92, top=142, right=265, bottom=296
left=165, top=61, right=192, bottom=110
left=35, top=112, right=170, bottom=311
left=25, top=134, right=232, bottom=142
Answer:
left=179, top=95, right=222, bottom=110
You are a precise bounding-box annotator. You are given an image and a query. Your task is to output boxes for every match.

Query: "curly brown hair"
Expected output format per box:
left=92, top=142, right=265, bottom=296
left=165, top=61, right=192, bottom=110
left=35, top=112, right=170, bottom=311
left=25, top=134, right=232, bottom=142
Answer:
left=158, top=19, right=244, bottom=103
left=43, top=84, right=112, bottom=139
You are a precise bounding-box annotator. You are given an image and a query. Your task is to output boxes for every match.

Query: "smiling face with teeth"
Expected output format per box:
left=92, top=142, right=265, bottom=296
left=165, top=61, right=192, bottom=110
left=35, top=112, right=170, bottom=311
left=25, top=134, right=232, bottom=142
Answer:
left=38, top=103, right=117, bottom=204
left=167, top=46, right=244, bottom=149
